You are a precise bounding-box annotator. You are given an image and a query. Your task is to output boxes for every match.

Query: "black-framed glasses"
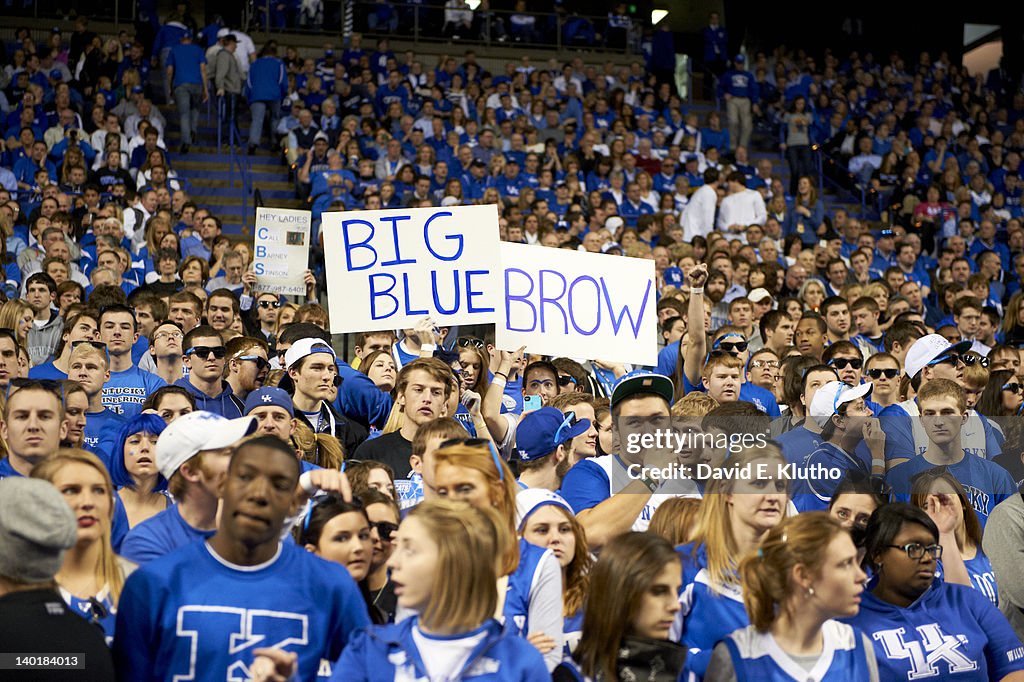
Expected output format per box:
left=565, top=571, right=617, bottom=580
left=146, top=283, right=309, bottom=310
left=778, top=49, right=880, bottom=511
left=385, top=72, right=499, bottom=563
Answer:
left=1003, top=382, right=1024, bottom=394
left=258, top=299, right=283, bottom=309
left=716, top=341, right=748, bottom=354
left=962, top=354, right=989, bottom=368
left=865, top=368, right=899, bottom=379
left=438, top=437, right=505, bottom=482
left=457, top=336, right=486, bottom=349
left=557, top=374, right=577, bottom=387
left=186, top=345, right=227, bottom=359
left=829, top=357, right=863, bottom=370
left=237, top=355, right=269, bottom=371
left=371, top=521, right=399, bottom=540
left=886, top=542, right=942, bottom=560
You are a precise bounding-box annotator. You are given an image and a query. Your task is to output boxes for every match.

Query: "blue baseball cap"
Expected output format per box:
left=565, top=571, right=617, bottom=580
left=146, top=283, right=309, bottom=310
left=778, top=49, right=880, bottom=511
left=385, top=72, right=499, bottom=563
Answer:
left=516, top=407, right=591, bottom=462
left=610, top=371, right=674, bottom=409
left=663, top=266, right=684, bottom=288
left=244, top=386, right=294, bottom=416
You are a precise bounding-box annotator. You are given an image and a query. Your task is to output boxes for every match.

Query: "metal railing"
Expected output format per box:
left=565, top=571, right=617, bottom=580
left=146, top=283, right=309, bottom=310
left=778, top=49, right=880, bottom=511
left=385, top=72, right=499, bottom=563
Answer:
left=254, top=0, right=644, bottom=55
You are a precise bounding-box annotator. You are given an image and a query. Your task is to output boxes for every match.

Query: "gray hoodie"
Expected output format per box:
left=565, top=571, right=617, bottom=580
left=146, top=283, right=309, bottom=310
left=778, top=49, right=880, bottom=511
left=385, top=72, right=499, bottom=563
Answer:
left=27, top=310, right=64, bottom=368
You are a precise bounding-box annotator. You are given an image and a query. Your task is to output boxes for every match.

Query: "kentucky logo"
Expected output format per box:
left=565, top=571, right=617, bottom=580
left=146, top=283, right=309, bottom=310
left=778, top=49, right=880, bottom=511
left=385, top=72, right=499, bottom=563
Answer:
left=874, top=624, right=978, bottom=679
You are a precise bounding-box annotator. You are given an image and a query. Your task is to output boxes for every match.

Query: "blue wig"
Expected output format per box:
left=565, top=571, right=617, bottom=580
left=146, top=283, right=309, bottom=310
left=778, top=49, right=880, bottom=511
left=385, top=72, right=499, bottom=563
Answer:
left=109, top=413, right=168, bottom=492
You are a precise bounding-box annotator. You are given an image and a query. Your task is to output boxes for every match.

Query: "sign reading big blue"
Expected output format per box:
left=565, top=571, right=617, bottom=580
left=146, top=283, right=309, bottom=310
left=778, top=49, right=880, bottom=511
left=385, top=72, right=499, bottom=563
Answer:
left=496, top=243, right=658, bottom=366
left=321, top=205, right=502, bottom=333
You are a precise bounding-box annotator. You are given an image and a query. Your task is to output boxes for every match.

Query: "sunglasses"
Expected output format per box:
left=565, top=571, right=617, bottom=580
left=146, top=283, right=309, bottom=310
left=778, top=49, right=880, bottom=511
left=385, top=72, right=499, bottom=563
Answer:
left=237, top=354, right=269, bottom=371
left=71, top=339, right=107, bottom=350
left=961, top=354, right=989, bottom=367
left=865, top=368, right=899, bottom=379
left=371, top=521, right=399, bottom=540
left=557, top=374, right=577, bottom=387
left=186, top=345, right=227, bottom=359
left=829, top=357, right=863, bottom=370
left=438, top=437, right=505, bottom=482
left=928, top=353, right=961, bottom=367
left=258, top=299, right=283, bottom=309
left=554, top=410, right=582, bottom=444
left=456, top=336, right=485, bottom=349
left=1003, top=383, right=1024, bottom=394
left=750, top=359, right=779, bottom=369
left=716, top=341, right=748, bottom=353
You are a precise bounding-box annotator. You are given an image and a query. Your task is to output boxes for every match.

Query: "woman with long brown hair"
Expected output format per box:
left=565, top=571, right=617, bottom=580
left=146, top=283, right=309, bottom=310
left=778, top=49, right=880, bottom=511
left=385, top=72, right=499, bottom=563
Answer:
left=705, top=512, right=877, bottom=681
left=554, top=531, right=686, bottom=681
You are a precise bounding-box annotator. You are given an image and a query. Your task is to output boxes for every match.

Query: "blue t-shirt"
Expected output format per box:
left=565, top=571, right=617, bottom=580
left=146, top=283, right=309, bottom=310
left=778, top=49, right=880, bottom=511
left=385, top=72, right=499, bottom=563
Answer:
left=167, top=43, right=207, bottom=87
left=102, top=366, right=168, bottom=416
left=113, top=541, right=371, bottom=681
left=881, top=400, right=1001, bottom=462
left=774, top=424, right=823, bottom=465
left=84, top=408, right=126, bottom=467
left=845, top=578, right=1024, bottom=681
left=119, top=503, right=214, bottom=565
left=28, top=359, right=67, bottom=379
left=791, top=441, right=870, bottom=512
left=886, top=453, right=1016, bottom=529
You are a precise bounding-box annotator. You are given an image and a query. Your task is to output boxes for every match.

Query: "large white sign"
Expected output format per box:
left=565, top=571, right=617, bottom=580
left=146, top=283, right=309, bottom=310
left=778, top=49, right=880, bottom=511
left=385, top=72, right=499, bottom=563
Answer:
left=253, top=208, right=311, bottom=296
left=321, top=205, right=502, bottom=333
left=496, top=243, right=658, bottom=366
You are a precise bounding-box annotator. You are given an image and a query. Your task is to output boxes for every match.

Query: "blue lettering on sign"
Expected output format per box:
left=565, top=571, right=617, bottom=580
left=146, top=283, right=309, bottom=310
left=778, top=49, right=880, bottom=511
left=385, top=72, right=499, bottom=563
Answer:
left=257, top=226, right=270, bottom=239
left=341, top=219, right=378, bottom=271
left=504, top=268, right=652, bottom=338
left=378, top=215, right=415, bottom=267
left=423, top=211, right=464, bottom=261
left=369, top=270, right=494, bottom=321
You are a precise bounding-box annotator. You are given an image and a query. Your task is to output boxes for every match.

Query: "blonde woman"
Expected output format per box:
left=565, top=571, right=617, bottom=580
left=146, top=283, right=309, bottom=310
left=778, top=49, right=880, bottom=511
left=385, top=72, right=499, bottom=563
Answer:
left=333, top=500, right=548, bottom=680
left=31, top=449, right=135, bottom=645
left=0, top=298, right=34, bottom=347
left=674, top=445, right=789, bottom=678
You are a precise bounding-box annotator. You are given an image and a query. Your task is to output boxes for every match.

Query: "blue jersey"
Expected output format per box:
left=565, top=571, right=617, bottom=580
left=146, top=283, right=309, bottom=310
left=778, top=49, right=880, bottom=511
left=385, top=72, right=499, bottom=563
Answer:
left=119, top=503, right=214, bottom=565
left=333, top=617, right=547, bottom=681
left=83, top=408, right=126, bottom=467
left=102, top=366, right=168, bottom=416
left=564, top=610, right=583, bottom=657
left=61, top=587, right=117, bottom=646
left=739, top=383, right=781, bottom=416
left=886, top=453, right=1016, bottom=528
left=674, top=542, right=749, bottom=678
left=880, top=400, right=1001, bottom=462
left=28, top=359, right=67, bottom=379
left=502, top=538, right=552, bottom=637
left=113, top=540, right=370, bottom=682
left=938, top=551, right=999, bottom=607
left=845, top=578, right=1024, bottom=681
left=721, top=621, right=873, bottom=682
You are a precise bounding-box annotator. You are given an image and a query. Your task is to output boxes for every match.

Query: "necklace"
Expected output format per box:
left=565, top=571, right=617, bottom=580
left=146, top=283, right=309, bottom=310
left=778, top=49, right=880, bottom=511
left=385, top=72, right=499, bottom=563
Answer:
left=371, top=579, right=389, bottom=606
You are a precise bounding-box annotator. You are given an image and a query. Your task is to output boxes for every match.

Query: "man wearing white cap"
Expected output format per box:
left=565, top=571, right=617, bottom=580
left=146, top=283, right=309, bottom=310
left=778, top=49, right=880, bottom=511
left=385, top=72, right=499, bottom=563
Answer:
left=286, top=338, right=368, bottom=456
left=879, top=333, right=1001, bottom=467
left=791, top=381, right=885, bottom=512
left=119, top=411, right=257, bottom=565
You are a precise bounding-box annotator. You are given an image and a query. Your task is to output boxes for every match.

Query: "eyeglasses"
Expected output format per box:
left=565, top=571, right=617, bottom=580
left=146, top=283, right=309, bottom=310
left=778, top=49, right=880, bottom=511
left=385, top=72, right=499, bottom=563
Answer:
left=557, top=374, right=577, bottom=387
left=865, top=368, right=899, bottom=379
left=371, top=521, right=399, bottom=540
left=152, top=330, right=183, bottom=341
left=456, top=336, right=485, bottom=349
left=751, top=359, right=779, bottom=369
left=185, top=345, right=227, bottom=359
left=886, top=542, right=942, bottom=560
left=258, top=299, right=283, bottom=309
left=438, top=437, right=505, bottom=482
left=237, top=355, right=269, bottom=371
left=962, top=354, right=989, bottom=367
left=829, top=357, right=863, bottom=370
left=1003, top=383, right=1024, bottom=394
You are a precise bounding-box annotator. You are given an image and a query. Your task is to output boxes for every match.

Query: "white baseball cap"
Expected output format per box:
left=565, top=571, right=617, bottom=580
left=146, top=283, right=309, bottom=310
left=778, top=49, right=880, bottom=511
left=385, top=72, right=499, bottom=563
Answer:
left=605, top=216, right=624, bottom=236
left=748, top=288, right=773, bottom=304
left=903, top=334, right=971, bottom=378
left=156, top=411, right=257, bottom=480
left=808, top=381, right=873, bottom=428
left=284, top=338, right=336, bottom=370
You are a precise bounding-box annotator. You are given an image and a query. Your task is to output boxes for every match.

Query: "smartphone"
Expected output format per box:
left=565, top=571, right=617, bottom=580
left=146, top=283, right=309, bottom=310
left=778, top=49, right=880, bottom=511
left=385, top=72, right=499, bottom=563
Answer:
left=523, top=395, right=542, bottom=413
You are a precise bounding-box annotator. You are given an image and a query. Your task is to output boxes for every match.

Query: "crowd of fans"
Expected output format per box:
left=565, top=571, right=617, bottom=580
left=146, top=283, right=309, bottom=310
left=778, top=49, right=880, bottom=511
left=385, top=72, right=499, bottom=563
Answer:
left=2, top=6, right=1024, bottom=682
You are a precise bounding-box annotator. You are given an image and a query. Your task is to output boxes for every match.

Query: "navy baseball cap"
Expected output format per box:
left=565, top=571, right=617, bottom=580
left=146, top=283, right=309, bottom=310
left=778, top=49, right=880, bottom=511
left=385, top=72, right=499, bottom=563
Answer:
left=516, top=407, right=591, bottom=461
left=663, top=266, right=684, bottom=288
left=244, top=387, right=294, bottom=416
left=610, top=371, right=674, bottom=409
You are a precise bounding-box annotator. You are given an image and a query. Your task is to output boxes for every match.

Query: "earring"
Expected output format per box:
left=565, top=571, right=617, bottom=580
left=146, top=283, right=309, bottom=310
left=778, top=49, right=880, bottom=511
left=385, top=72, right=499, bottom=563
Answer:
left=807, top=586, right=815, bottom=597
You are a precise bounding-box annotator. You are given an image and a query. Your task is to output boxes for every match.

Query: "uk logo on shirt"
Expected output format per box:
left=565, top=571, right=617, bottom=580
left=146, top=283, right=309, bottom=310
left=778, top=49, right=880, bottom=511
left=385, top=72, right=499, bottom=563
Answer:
left=874, top=623, right=978, bottom=678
